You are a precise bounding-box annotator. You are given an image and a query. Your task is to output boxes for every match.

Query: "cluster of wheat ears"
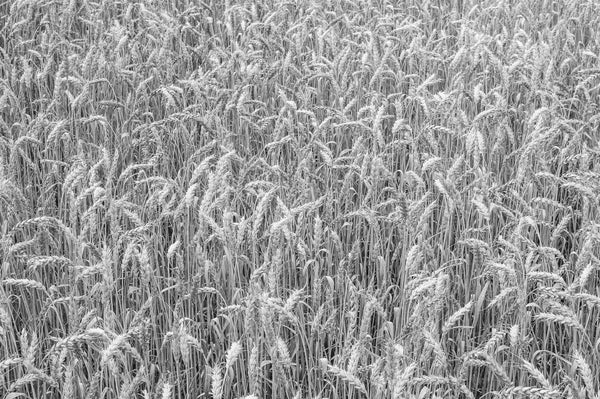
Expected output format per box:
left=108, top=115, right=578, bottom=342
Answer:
left=0, top=0, right=599, bottom=398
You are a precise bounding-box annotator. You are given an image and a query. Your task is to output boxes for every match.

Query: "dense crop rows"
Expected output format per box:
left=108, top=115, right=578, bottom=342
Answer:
left=1, top=0, right=600, bottom=398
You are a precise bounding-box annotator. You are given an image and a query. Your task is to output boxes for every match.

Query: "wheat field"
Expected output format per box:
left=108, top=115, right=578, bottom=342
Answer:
left=0, top=0, right=599, bottom=398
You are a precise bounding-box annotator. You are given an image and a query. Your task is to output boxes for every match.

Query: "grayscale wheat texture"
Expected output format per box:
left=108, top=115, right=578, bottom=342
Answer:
left=0, top=0, right=599, bottom=398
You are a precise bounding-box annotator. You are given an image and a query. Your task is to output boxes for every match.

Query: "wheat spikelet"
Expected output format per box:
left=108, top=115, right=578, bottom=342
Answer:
left=434, top=178, right=455, bottom=211
left=509, top=324, right=521, bottom=348
left=179, top=329, right=200, bottom=368
left=534, top=313, right=584, bottom=331
left=467, top=127, right=484, bottom=167
left=431, top=269, right=449, bottom=305
left=261, top=308, right=277, bottom=358
left=3, top=278, right=47, bottom=293
left=520, top=359, right=552, bottom=389
left=9, top=368, right=57, bottom=391
left=11, top=216, right=76, bottom=242
left=80, top=368, right=101, bottom=399
left=496, top=386, right=561, bottom=398
left=475, top=351, right=511, bottom=385
left=161, top=382, right=173, bottom=399
left=422, top=156, right=443, bottom=174
left=462, top=356, right=492, bottom=371
left=27, top=255, right=73, bottom=272
left=573, top=292, right=600, bottom=308
left=487, top=287, right=518, bottom=310
left=22, top=330, right=38, bottom=370
left=358, top=299, right=375, bottom=342
left=527, top=271, right=566, bottom=287
left=211, top=363, right=224, bottom=399
left=325, top=361, right=367, bottom=395
left=551, top=213, right=572, bottom=243
left=409, top=278, right=437, bottom=301
left=407, top=375, right=452, bottom=387
left=248, top=343, right=260, bottom=396
left=392, top=362, right=416, bottom=397
left=416, top=199, right=437, bottom=234
left=63, top=362, right=75, bottom=399
left=119, top=365, right=146, bottom=399
left=225, top=341, right=243, bottom=372
left=101, top=330, right=142, bottom=371
left=347, top=342, right=362, bottom=376
left=484, top=329, right=507, bottom=354
left=166, top=239, right=181, bottom=261
left=267, top=247, right=283, bottom=294
left=423, top=329, right=448, bottom=374
left=404, top=243, right=422, bottom=274
left=275, top=337, right=292, bottom=367
left=443, top=300, right=473, bottom=335
left=373, top=103, right=386, bottom=149
left=252, top=187, right=277, bottom=242
left=544, top=301, right=578, bottom=321
left=573, top=350, right=595, bottom=398
left=283, top=288, right=303, bottom=318
left=576, top=262, right=597, bottom=290
left=9, top=372, right=44, bottom=392
left=0, top=357, right=23, bottom=371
